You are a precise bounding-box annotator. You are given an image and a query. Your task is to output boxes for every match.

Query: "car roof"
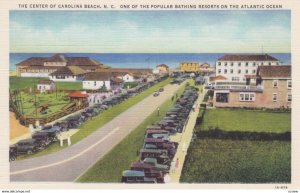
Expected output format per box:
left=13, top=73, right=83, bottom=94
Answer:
left=130, top=162, right=153, bottom=169
left=122, top=170, right=145, bottom=177
left=18, top=138, right=36, bottom=143
left=144, top=138, right=169, bottom=143
left=146, top=130, right=169, bottom=134
left=140, top=148, right=168, bottom=153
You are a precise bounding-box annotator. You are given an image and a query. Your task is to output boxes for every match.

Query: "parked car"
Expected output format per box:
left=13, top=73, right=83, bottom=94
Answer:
left=32, top=132, right=51, bottom=148
left=145, top=130, right=170, bottom=140
left=158, top=87, right=164, bottom=92
left=142, top=157, right=169, bottom=173
left=121, top=170, right=157, bottom=183
left=14, top=139, right=40, bottom=155
left=130, top=162, right=164, bottom=183
left=139, top=149, right=171, bottom=165
left=153, top=91, right=160, bottom=97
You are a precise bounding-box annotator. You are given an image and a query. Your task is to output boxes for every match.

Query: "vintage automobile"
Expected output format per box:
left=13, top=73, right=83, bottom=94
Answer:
left=142, top=157, right=169, bottom=173
left=139, top=149, right=171, bottom=165
left=153, top=91, right=160, bottom=97
left=145, top=130, right=170, bottom=140
left=14, top=139, right=40, bottom=154
left=32, top=132, right=51, bottom=148
left=9, top=146, right=17, bottom=161
left=158, top=87, right=164, bottom=92
left=121, top=170, right=157, bottom=183
left=37, top=129, right=58, bottom=142
left=130, top=162, right=164, bottom=183
left=144, top=138, right=178, bottom=156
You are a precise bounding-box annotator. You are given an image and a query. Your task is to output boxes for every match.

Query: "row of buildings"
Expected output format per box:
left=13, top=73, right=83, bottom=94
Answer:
left=16, top=54, right=160, bottom=91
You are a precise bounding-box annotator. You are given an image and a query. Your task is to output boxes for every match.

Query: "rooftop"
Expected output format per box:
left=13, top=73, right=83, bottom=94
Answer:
left=258, top=65, right=291, bottom=78
left=83, top=72, right=111, bottom=81
left=50, top=66, right=86, bottom=76
left=218, top=54, right=279, bottom=61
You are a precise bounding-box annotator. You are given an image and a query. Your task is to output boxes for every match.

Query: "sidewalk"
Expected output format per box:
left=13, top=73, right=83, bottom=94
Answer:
left=169, top=91, right=204, bottom=183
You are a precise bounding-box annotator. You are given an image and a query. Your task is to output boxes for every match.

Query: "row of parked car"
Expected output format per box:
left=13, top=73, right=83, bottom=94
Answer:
left=9, top=75, right=169, bottom=162
left=121, top=85, right=199, bottom=183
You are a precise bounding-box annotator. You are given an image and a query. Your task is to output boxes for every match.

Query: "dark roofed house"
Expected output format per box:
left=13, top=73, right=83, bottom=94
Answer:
left=257, top=65, right=291, bottom=78
left=217, top=54, right=279, bottom=62
left=16, top=54, right=106, bottom=77
left=49, top=66, right=86, bottom=82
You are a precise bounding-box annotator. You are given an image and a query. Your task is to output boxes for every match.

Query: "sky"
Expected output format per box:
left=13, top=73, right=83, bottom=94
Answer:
left=10, top=10, right=291, bottom=53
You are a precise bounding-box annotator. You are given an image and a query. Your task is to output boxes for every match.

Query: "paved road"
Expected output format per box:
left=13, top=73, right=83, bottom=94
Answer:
left=10, top=82, right=183, bottom=182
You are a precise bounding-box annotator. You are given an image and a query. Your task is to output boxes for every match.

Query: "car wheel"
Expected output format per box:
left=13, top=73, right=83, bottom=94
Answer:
left=27, top=150, right=33, bottom=155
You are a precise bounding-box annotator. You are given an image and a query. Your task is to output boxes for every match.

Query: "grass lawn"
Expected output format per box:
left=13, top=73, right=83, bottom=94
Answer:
left=198, top=109, right=291, bottom=133
left=77, top=80, right=190, bottom=182
left=180, top=139, right=291, bottom=183
left=18, top=92, right=70, bottom=118
left=10, top=77, right=82, bottom=90
left=17, top=78, right=172, bottom=160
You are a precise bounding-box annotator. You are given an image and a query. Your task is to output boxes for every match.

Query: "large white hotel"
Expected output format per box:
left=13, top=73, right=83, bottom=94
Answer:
left=215, top=54, right=279, bottom=84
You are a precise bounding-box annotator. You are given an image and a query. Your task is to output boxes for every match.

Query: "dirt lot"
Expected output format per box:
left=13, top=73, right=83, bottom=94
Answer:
left=10, top=112, right=29, bottom=140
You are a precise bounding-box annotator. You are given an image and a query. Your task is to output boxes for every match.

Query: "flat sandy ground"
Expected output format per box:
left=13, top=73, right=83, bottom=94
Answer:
left=10, top=112, right=29, bottom=140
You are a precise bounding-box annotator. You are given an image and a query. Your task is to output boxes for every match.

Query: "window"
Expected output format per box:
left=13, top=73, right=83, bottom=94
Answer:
left=252, top=70, right=256, bottom=74
left=225, top=62, right=228, bottom=66
left=232, top=77, right=240, bottom=81
left=238, top=69, right=241, bottom=74
left=239, top=93, right=255, bottom=101
left=94, top=81, right=96, bottom=86
left=253, top=62, right=256, bottom=66
left=245, top=70, right=248, bottom=74
left=287, top=94, right=292, bottom=102
left=231, top=62, right=234, bottom=66
left=273, top=80, right=278, bottom=88
left=238, top=62, right=241, bottom=67
left=273, top=93, right=277, bottom=101
left=218, top=69, right=221, bottom=74
left=216, top=93, right=229, bottom=103
left=230, top=69, right=233, bottom=74
left=261, top=62, right=264, bottom=65
left=224, top=69, right=227, bottom=74
left=218, top=62, right=221, bottom=66
left=287, top=80, right=292, bottom=89
left=245, top=62, right=249, bottom=67
left=269, top=62, right=271, bottom=66
left=276, top=62, right=279, bottom=65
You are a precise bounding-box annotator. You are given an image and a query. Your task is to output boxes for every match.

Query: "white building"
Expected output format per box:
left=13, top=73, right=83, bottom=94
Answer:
left=121, top=73, right=135, bottom=82
left=37, top=80, right=55, bottom=93
left=49, top=66, right=86, bottom=82
left=82, top=72, right=111, bottom=90
left=216, top=54, right=279, bottom=84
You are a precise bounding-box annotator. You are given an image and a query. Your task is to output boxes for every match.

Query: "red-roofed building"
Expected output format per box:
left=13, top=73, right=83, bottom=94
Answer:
left=69, top=91, right=89, bottom=106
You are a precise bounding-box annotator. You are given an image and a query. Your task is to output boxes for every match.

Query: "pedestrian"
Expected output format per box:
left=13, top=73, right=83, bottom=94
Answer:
left=157, top=107, right=160, bottom=116
left=175, top=158, right=180, bottom=170
left=170, top=160, right=176, bottom=173
left=192, top=104, right=196, bottom=112
left=164, top=173, right=171, bottom=183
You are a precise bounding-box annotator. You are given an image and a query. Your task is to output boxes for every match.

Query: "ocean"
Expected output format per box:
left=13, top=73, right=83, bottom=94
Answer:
left=9, top=53, right=291, bottom=71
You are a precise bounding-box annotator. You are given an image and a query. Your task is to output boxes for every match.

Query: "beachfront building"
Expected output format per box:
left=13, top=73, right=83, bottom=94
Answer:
left=49, top=66, right=86, bottom=82
left=16, top=54, right=105, bottom=77
left=199, top=63, right=215, bottom=73
left=213, top=65, right=291, bottom=109
left=215, top=54, right=280, bottom=83
left=82, top=72, right=111, bottom=90
left=180, top=62, right=199, bottom=73
left=153, top=64, right=169, bottom=74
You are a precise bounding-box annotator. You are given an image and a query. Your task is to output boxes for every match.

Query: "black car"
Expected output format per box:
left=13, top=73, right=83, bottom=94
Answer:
left=32, top=132, right=51, bottom=148
left=9, top=146, right=17, bottom=161
left=15, top=139, right=40, bottom=155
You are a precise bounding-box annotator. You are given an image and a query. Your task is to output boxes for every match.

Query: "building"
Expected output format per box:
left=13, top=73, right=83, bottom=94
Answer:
left=37, top=80, right=55, bottom=93
left=216, top=54, right=280, bottom=83
left=199, top=63, right=214, bottom=73
left=82, top=72, right=111, bottom=90
left=122, top=73, right=135, bottom=82
left=180, top=62, right=199, bottom=73
left=213, top=65, right=291, bottom=109
left=68, top=91, right=89, bottom=107
left=154, top=64, right=169, bottom=74
left=49, top=66, right=86, bottom=82
left=16, top=54, right=105, bottom=77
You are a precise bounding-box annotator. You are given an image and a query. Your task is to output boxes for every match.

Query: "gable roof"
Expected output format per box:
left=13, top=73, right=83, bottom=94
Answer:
left=83, top=72, right=111, bottom=81
left=258, top=65, right=291, bottom=78
left=49, top=66, right=86, bottom=76
left=38, top=80, right=54, bottom=85
left=16, top=54, right=105, bottom=67
left=218, top=54, right=279, bottom=61
left=157, top=64, right=169, bottom=68
left=209, top=75, right=227, bottom=82
left=96, top=68, right=152, bottom=74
